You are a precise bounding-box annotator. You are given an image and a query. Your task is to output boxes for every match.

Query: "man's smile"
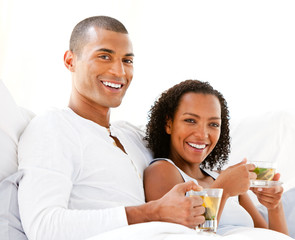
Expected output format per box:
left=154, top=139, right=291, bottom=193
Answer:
left=102, top=81, right=123, bottom=89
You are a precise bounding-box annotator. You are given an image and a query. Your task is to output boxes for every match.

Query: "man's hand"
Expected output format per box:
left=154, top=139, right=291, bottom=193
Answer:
left=153, top=181, right=205, bottom=229
left=213, top=158, right=256, bottom=198
left=126, top=181, right=205, bottom=229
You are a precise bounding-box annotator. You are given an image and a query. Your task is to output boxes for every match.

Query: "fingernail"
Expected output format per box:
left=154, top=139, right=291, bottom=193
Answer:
left=258, top=188, right=263, bottom=191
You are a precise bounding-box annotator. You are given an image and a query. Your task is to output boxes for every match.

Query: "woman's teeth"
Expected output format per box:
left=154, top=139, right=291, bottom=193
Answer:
left=188, top=142, right=206, bottom=149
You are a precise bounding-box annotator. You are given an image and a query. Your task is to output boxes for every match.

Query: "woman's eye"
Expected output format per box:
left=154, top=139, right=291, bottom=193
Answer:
left=184, top=119, right=195, bottom=123
left=210, top=122, right=220, bottom=128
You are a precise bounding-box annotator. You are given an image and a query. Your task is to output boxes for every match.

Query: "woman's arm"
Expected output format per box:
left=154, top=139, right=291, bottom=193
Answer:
left=143, top=160, right=205, bottom=229
left=251, top=184, right=289, bottom=235
left=238, top=192, right=268, bottom=228
left=144, top=160, right=186, bottom=201
left=211, top=159, right=256, bottom=223
left=239, top=172, right=289, bottom=235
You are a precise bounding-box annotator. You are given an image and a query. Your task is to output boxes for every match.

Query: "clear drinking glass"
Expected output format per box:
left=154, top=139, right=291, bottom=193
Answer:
left=188, top=188, right=223, bottom=233
left=250, top=161, right=282, bottom=188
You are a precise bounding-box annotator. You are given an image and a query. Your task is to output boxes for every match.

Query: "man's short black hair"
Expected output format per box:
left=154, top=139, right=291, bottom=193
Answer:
left=69, top=16, right=128, bottom=56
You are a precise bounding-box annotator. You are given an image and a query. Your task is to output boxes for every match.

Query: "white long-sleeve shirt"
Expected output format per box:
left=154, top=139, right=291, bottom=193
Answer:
left=18, top=108, right=153, bottom=240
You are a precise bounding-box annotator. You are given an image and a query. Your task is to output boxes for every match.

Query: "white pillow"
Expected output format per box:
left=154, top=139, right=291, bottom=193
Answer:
left=0, top=171, right=27, bottom=240
left=0, top=79, right=35, bottom=182
left=226, top=111, right=295, bottom=191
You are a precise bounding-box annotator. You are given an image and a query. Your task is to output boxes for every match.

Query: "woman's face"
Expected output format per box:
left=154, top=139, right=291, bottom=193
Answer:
left=165, top=92, right=221, bottom=166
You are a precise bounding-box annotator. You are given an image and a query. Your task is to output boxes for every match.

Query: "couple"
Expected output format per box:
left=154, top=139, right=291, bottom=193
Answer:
left=17, top=16, right=288, bottom=239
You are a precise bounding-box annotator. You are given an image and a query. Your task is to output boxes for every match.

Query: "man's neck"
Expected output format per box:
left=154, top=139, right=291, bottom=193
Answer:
left=68, top=93, right=111, bottom=128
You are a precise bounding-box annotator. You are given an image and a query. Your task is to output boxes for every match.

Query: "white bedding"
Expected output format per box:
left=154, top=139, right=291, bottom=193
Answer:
left=86, top=222, right=293, bottom=240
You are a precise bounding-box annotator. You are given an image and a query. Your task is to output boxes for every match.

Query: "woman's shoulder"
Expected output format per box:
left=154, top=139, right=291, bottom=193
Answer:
left=144, top=159, right=184, bottom=201
left=144, top=158, right=184, bottom=184
left=145, top=158, right=179, bottom=174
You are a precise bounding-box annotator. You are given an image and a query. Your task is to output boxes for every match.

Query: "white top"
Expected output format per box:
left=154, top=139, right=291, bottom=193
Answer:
left=18, top=108, right=153, bottom=240
left=150, top=158, right=254, bottom=234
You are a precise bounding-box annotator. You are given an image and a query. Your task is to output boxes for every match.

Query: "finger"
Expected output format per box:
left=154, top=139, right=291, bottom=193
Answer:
left=193, top=215, right=205, bottom=226
left=273, top=173, right=280, bottom=181
left=257, top=194, right=281, bottom=206
left=257, top=185, right=283, bottom=194
left=176, top=181, right=203, bottom=194
left=188, top=194, right=204, bottom=206
left=187, top=215, right=205, bottom=229
left=249, top=172, right=257, bottom=179
left=252, top=188, right=283, bottom=201
left=234, top=158, right=247, bottom=166
left=246, top=163, right=256, bottom=171
left=192, top=205, right=206, bottom=215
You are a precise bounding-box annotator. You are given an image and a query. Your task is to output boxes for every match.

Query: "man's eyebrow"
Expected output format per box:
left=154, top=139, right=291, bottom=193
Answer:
left=183, top=112, right=221, bottom=120
left=125, top=53, right=135, bottom=57
left=96, top=48, right=115, bottom=54
left=96, top=48, right=134, bottom=57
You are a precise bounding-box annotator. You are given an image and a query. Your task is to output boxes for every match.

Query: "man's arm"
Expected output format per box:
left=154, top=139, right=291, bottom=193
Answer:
left=19, top=169, right=205, bottom=239
left=18, top=168, right=129, bottom=240
left=126, top=181, right=205, bottom=229
left=18, top=113, right=130, bottom=240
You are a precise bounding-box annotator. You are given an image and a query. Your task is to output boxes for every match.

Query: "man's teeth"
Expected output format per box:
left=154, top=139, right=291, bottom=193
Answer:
left=102, top=81, right=122, bottom=89
left=188, top=143, right=206, bottom=149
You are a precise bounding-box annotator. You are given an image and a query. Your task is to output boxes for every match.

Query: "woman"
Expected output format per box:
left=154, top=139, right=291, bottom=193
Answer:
left=144, top=80, right=288, bottom=235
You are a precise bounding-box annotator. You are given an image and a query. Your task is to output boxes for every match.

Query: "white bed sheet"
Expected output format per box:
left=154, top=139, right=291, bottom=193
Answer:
left=86, top=222, right=293, bottom=240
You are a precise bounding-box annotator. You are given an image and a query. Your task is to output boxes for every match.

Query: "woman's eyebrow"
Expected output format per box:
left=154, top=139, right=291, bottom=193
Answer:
left=183, top=112, right=221, bottom=120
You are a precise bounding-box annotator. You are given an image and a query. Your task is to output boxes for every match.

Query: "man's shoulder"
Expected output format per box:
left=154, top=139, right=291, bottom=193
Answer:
left=29, top=108, right=71, bottom=125
left=22, top=108, right=75, bottom=137
left=112, top=121, right=145, bottom=136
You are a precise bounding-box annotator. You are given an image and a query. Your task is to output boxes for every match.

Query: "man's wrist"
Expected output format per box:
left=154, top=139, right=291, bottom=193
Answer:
left=125, top=201, right=160, bottom=225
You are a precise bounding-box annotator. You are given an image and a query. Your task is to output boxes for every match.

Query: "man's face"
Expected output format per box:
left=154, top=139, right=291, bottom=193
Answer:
left=69, top=27, right=134, bottom=109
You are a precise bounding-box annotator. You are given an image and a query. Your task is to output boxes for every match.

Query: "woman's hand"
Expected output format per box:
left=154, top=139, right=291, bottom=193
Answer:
left=250, top=173, right=283, bottom=209
left=213, top=158, right=256, bottom=198
left=250, top=173, right=288, bottom=235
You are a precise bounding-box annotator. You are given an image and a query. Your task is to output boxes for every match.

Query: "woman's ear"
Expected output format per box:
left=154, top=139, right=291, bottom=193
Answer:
left=165, top=118, right=172, bottom=134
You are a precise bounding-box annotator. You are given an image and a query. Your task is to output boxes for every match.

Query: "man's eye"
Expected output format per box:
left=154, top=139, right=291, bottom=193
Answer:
left=98, top=55, right=110, bottom=60
left=123, top=59, right=133, bottom=64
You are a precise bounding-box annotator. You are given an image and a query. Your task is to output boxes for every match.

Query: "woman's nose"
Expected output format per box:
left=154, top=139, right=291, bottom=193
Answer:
left=193, top=124, right=208, bottom=139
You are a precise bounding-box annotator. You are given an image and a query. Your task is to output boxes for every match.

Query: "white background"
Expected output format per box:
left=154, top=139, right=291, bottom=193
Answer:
left=1, top=0, right=294, bottom=127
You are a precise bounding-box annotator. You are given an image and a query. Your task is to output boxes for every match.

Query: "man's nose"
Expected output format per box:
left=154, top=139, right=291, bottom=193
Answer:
left=109, top=60, right=126, bottom=77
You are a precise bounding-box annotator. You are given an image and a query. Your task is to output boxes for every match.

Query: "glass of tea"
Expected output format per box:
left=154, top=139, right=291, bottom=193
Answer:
left=250, top=161, right=282, bottom=187
left=188, top=188, right=223, bottom=233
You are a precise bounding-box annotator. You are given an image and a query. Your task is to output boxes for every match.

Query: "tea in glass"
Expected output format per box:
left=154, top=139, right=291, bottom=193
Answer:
left=188, top=188, right=223, bottom=233
left=250, top=161, right=282, bottom=188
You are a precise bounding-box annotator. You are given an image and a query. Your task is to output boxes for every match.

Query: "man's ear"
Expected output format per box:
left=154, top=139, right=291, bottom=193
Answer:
left=64, top=50, right=76, bottom=72
left=165, top=118, right=172, bottom=134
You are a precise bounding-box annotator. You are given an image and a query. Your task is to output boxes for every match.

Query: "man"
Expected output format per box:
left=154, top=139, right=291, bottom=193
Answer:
left=17, top=16, right=205, bottom=240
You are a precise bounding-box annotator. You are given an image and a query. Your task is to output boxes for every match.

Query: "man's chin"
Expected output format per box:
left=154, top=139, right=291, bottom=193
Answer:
left=109, top=100, right=123, bottom=108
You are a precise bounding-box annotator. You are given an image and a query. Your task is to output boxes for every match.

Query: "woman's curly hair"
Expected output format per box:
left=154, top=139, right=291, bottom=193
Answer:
left=144, top=80, right=230, bottom=170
